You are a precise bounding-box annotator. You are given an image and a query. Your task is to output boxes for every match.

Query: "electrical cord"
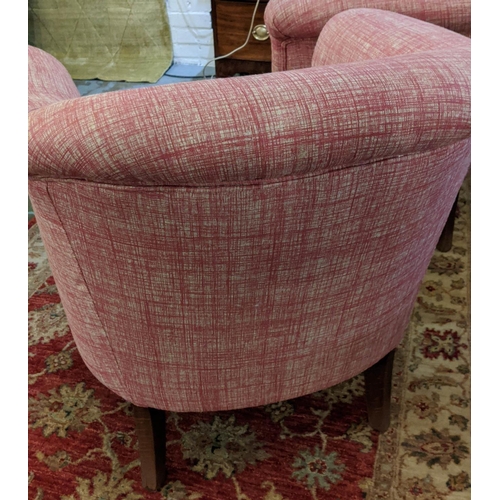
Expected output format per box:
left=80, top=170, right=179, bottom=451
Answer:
left=202, top=0, right=261, bottom=79
left=163, top=73, right=209, bottom=79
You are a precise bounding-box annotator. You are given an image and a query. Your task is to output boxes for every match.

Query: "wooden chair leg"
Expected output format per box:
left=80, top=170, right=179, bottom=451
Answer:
left=363, top=349, right=395, bottom=433
left=437, top=195, right=458, bottom=252
left=132, top=405, right=166, bottom=490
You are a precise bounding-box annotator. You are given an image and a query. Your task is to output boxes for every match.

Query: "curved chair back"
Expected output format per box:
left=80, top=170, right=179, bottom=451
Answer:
left=28, top=10, right=470, bottom=414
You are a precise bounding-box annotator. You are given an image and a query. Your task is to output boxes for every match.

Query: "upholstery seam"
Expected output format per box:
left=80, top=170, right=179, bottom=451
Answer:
left=30, top=139, right=470, bottom=191
left=45, top=182, right=129, bottom=399
left=281, top=38, right=318, bottom=72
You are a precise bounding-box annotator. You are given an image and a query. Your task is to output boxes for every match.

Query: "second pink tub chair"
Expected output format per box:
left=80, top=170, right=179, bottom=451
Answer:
left=265, top=0, right=471, bottom=252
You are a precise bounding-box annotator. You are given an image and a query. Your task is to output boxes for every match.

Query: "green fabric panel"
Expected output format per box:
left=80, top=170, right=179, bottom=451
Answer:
left=28, top=0, right=173, bottom=83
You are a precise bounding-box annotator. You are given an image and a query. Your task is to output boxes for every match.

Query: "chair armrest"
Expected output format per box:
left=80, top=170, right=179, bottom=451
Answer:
left=312, top=9, right=470, bottom=66
left=264, top=0, right=471, bottom=71
left=28, top=46, right=80, bottom=112
left=28, top=48, right=470, bottom=187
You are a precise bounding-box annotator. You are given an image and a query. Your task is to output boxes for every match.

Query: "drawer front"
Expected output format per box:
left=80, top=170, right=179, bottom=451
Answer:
left=215, top=1, right=271, bottom=62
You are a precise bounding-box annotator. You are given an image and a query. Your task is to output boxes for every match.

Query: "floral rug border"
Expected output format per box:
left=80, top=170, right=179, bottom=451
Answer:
left=370, top=176, right=471, bottom=499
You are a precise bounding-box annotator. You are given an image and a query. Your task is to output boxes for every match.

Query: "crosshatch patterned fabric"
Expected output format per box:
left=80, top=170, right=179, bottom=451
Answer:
left=28, top=46, right=80, bottom=113
left=28, top=143, right=470, bottom=412
left=265, top=0, right=471, bottom=71
left=29, top=50, right=470, bottom=186
left=312, top=9, right=471, bottom=66
left=28, top=9, right=471, bottom=412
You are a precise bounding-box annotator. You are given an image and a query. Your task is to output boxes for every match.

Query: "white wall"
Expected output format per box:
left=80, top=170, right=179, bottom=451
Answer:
left=166, top=0, right=215, bottom=66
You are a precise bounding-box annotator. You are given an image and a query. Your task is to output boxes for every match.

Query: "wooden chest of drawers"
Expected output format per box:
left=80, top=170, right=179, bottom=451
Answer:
left=211, top=0, right=271, bottom=77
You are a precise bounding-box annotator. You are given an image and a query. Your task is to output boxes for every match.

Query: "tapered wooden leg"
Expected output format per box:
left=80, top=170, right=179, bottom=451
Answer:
left=133, top=405, right=166, bottom=490
left=364, top=350, right=395, bottom=433
left=437, top=195, right=458, bottom=252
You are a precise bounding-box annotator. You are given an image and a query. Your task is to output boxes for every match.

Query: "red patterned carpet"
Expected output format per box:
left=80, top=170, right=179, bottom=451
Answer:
left=28, top=180, right=470, bottom=500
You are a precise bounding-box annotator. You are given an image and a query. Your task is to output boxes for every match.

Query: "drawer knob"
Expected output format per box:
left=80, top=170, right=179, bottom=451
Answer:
left=252, top=24, right=269, bottom=41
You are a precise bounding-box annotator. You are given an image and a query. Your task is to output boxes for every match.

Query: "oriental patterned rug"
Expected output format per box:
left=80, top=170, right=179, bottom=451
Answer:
left=28, top=180, right=470, bottom=500
left=28, top=0, right=173, bottom=83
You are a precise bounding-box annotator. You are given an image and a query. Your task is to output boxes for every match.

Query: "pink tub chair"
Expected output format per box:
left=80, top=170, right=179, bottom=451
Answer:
left=265, top=0, right=471, bottom=252
left=28, top=9, right=470, bottom=489
left=265, top=0, right=471, bottom=71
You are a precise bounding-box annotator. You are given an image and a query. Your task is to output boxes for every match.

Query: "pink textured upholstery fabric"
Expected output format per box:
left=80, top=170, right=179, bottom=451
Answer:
left=28, top=11, right=471, bottom=412
left=265, top=0, right=471, bottom=71
left=312, top=9, right=471, bottom=66
left=28, top=46, right=80, bottom=113
left=29, top=50, right=469, bottom=187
